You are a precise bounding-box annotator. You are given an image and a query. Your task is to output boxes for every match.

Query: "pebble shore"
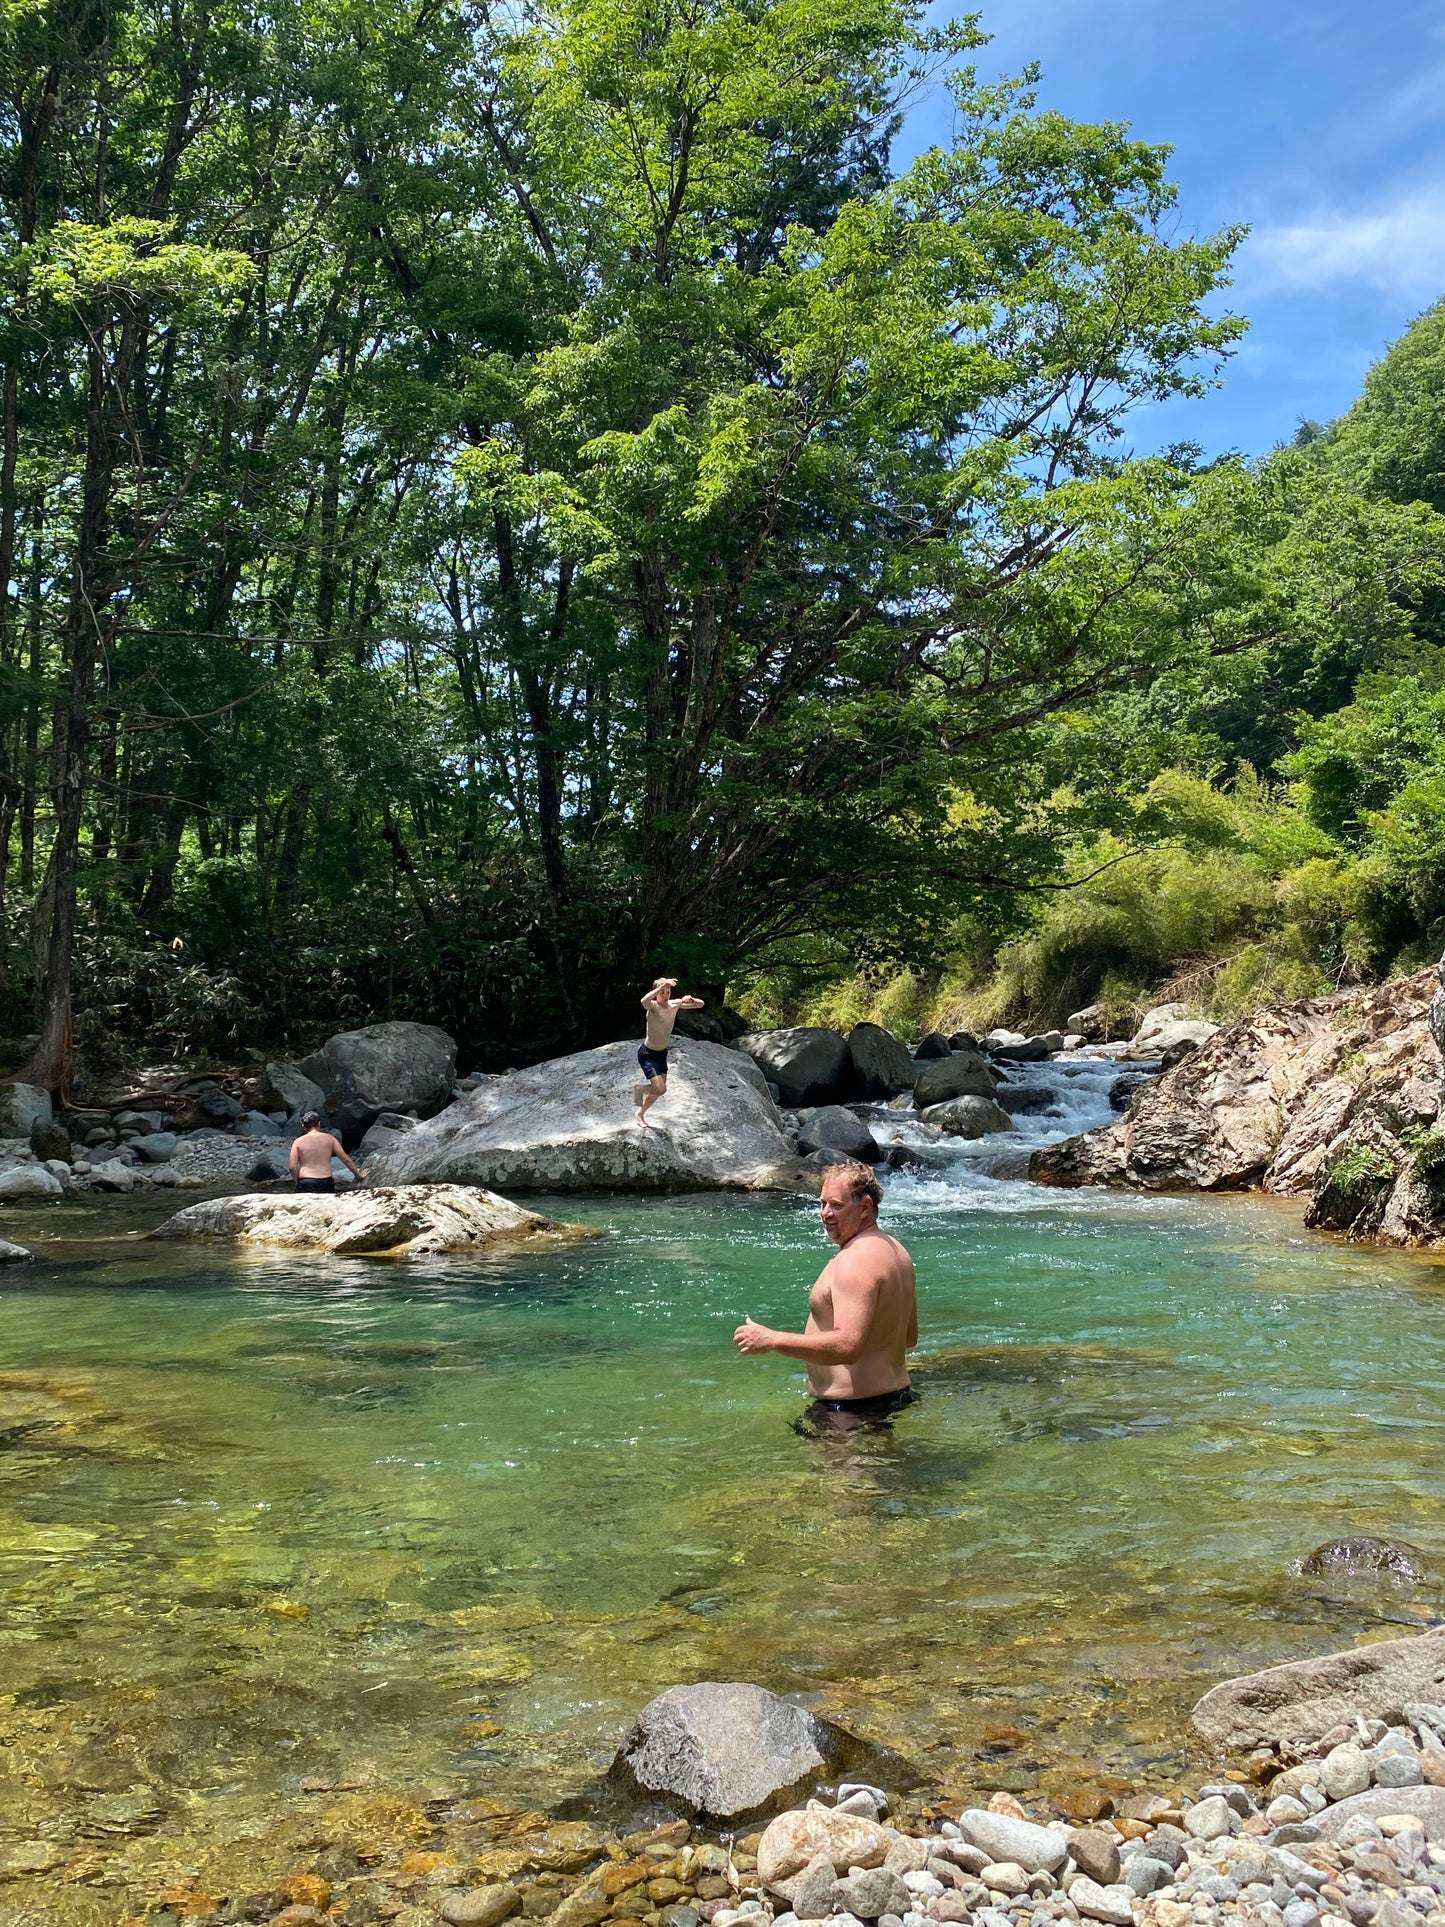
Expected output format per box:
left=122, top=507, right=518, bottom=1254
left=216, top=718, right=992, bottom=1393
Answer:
left=112, top=1702, right=1445, bottom=1927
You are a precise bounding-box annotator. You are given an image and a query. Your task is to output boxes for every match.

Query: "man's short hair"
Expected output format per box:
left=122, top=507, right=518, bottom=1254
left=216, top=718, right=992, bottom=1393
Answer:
left=300, top=1110, right=322, bottom=1130
left=825, top=1159, right=883, bottom=1210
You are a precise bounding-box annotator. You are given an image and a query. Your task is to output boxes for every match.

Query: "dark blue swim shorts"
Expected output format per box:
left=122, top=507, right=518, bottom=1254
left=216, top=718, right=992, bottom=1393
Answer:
left=637, top=1044, right=669, bottom=1081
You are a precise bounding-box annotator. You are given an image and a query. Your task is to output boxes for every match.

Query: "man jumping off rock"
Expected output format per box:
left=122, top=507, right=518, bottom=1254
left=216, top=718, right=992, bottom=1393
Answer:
left=634, top=977, right=705, bottom=1127
left=733, top=1160, right=918, bottom=1430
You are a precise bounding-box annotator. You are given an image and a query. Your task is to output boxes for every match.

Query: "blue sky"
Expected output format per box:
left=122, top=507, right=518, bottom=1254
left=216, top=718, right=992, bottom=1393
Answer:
left=902, top=0, right=1445, bottom=458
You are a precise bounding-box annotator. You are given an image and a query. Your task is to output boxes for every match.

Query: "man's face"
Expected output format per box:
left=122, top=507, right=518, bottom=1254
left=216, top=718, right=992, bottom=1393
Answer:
left=819, top=1178, right=872, bottom=1244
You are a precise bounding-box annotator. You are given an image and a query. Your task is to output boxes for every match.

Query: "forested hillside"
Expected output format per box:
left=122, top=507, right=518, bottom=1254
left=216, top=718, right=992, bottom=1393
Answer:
left=3, top=0, right=1444, bottom=1081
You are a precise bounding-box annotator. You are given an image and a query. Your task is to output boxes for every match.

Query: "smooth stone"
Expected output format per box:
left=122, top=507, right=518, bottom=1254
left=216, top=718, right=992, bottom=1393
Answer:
left=1067, top=1832, right=1121, bottom=1886
left=900, top=1874, right=944, bottom=1901
left=132, top=1131, right=179, bottom=1163
left=1068, top=1878, right=1134, bottom=1925
left=976, top=1862, right=1030, bottom=1897
left=756, top=1807, right=891, bottom=1887
left=957, top=1813, right=1068, bottom=1876
left=1319, top=1747, right=1373, bottom=1803
left=299, top=1020, right=458, bottom=1138
left=440, top=1889, right=522, bottom=1927
left=1185, top=1797, right=1233, bottom=1842
left=885, top=1839, right=930, bottom=1876
left=1268, top=1798, right=1310, bottom=1827
left=619, top=1682, right=861, bottom=1822
left=0, top=1238, right=31, bottom=1262
left=796, top=1107, right=880, bottom=1164
left=1282, top=1903, right=1319, bottom=1927
left=153, top=1185, right=572, bottom=1258
left=1123, top=1860, right=1171, bottom=1897
left=1268, top=1825, right=1322, bottom=1848
left=735, top=1028, right=850, bottom=1108
left=918, top=1095, right=1012, bottom=1138
left=1192, top=1630, right=1445, bottom=1752
left=1373, top=1754, right=1425, bottom=1789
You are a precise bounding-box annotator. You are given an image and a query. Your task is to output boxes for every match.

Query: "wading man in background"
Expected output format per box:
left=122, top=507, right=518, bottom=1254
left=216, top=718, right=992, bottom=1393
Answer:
left=288, top=1110, right=366, bottom=1193
left=634, top=977, right=706, bottom=1127
left=733, top=1160, right=917, bottom=1428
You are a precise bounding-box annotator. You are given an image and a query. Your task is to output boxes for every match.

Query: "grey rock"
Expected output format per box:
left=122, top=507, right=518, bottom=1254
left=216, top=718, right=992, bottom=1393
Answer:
left=438, top=1887, right=521, bottom=1927
left=735, top=1028, right=850, bottom=1108
left=992, top=1086, right=1060, bottom=1116
left=1315, top=1788, right=1445, bottom=1843
left=1185, top=1797, right=1233, bottom=1842
left=0, top=1239, right=32, bottom=1262
left=299, top=1020, right=457, bottom=1140
left=1125, top=1005, right=1219, bottom=1060
left=793, top=1854, right=839, bottom=1919
left=836, top=1869, right=911, bottom=1920
left=236, top=1113, right=283, bottom=1139
left=662, top=1911, right=701, bottom=1927
left=114, top=1108, right=166, bottom=1132
left=132, top=1132, right=179, bottom=1164
left=153, top=1185, right=558, bottom=1257
left=912, top=1054, right=1000, bottom=1108
left=1197, top=1875, right=1240, bottom=1902
left=368, top=1040, right=800, bottom=1193
left=0, top=1164, right=62, bottom=1200
left=86, top=1161, right=136, bottom=1192
left=837, top=1781, right=889, bottom=1813
left=833, top=1790, right=880, bottom=1817
left=1143, top=1836, right=1184, bottom=1871
left=84, top=1126, right=114, bottom=1147
left=1123, top=1859, right=1171, bottom=1897
left=1067, top=1005, right=1110, bottom=1040
left=1068, top=1878, right=1133, bottom=1925
left=1282, top=1903, right=1319, bottom=1927
left=956, top=1812, right=1068, bottom=1875
left=1192, top=1629, right=1445, bottom=1751
left=1344, top=1897, right=1377, bottom=1926
left=195, top=1086, right=246, bottom=1123
left=614, top=1681, right=855, bottom=1819
left=1317, top=1744, right=1372, bottom=1802
left=919, top=1095, right=1012, bottom=1138
left=797, top=1107, right=880, bottom=1163
left=262, top=1060, right=328, bottom=1117
left=1267, top=1825, right=1322, bottom=1848
left=986, top=1034, right=1053, bottom=1062
left=0, top=1083, right=51, bottom=1139
left=1372, top=1750, right=1424, bottom=1788
left=846, top=1025, right=915, bottom=1100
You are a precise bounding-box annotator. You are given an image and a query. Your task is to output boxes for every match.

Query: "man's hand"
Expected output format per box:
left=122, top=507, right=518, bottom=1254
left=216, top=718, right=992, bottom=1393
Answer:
left=734, top=1317, right=774, bottom=1355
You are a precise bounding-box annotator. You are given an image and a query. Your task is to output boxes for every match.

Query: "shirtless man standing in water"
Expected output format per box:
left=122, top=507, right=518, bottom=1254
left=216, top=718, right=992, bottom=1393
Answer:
left=634, top=977, right=705, bottom=1127
left=733, top=1160, right=917, bottom=1425
left=288, top=1111, right=365, bottom=1193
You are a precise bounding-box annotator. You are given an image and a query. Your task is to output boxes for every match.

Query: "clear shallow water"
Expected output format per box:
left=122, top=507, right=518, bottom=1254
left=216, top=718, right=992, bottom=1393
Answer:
left=4, top=1063, right=1445, bottom=1870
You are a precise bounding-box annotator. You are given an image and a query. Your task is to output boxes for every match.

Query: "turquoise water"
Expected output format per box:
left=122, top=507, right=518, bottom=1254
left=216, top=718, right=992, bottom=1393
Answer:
left=3, top=1173, right=1445, bottom=1863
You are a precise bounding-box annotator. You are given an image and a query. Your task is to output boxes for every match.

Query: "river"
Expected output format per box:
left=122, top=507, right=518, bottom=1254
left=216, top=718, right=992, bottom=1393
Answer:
left=3, top=1054, right=1444, bottom=1875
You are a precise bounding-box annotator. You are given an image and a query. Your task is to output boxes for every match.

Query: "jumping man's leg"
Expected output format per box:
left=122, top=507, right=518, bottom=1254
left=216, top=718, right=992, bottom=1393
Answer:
left=637, top=1072, right=667, bottom=1126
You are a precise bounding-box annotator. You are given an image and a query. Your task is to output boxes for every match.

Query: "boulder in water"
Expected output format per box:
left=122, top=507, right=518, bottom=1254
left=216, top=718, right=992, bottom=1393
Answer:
left=989, top=1031, right=1062, bottom=1062
left=366, top=1039, right=801, bottom=1192
left=993, top=1085, right=1060, bottom=1116
left=300, top=1021, right=458, bottom=1140
left=152, top=1184, right=580, bottom=1257
left=844, top=1023, right=914, bottom=1099
left=912, top=1032, right=953, bottom=1061
left=0, top=1165, right=63, bottom=1200
left=912, top=1054, right=999, bottom=1108
left=0, top=1239, right=32, bottom=1262
left=1294, top=1536, right=1430, bottom=1581
left=735, top=1028, right=849, bottom=1107
left=615, top=1682, right=856, bottom=1820
left=796, top=1106, right=880, bottom=1162
left=919, top=1096, right=1011, bottom=1138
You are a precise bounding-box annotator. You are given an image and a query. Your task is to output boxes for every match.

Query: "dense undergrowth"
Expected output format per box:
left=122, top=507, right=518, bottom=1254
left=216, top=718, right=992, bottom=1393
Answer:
left=737, top=673, right=1445, bottom=1041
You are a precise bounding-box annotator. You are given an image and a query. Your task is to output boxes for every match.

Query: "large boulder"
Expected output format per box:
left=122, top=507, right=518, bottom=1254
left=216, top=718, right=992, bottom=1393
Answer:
left=261, top=1060, right=327, bottom=1117
left=912, top=1054, right=999, bottom=1108
left=152, top=1184, right=580, bottom=1258
left=1030, top=971, right=1444, bottom=1238
left=299, top=1021, right=457, bottom=1140
left=1123, top=1004, right=1219, bottom=1061
left=0, top=1083, right=51, bottom=1139
left=736, top=1028, right=849, bottom=1108
left=366, top=1040, right=801, bottom=1192
left=0, top=1165, right=63, bottom=1201
left=614, top=1682, right=854, bottom=1821
left=796, top=1107, right=880, bottom=1163
left=845, top=1024, right=914, bottom=1099
left=1191, top=1628, right=1445, bottom=1751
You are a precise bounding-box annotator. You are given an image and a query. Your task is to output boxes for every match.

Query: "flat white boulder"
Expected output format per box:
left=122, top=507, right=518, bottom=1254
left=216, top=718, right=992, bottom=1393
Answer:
left=152, top=1184, right=581, bottom=1257
left=366, top=1039, right=802, bottom=1192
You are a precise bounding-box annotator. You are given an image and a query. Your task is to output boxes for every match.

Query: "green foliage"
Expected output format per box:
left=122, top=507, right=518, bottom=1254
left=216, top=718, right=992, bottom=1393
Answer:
left=1327, top=1142, right=1398, bottom=1191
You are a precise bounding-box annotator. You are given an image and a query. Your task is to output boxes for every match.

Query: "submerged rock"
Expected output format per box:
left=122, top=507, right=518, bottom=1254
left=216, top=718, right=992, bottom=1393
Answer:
left=615, top=1682, right=852, bottom=1821
left=151, top=1184, right=581, bottom=1257
left=918, top=1096, right=1011, bottom=1138
left=0, top=1239, right=32, bottom=1262
left=1191, top=1626, right=1445, bottom=1751
left=367, top=1040, right=802, bottom=1192
left=1295, top=1536, right=1430, bottom=1582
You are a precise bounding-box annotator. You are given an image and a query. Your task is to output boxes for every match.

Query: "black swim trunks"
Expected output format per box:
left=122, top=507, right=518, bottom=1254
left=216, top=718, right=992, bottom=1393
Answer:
left=296, top=1176, right=336, bottom=1194
left=637, top=1044, right=669, bottom=1081
left=808, top=1385, right=915, bottom=1418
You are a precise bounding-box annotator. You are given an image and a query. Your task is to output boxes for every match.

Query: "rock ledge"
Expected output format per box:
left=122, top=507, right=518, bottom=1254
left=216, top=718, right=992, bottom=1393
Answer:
left=152, top=1184, right=586, bottom=1257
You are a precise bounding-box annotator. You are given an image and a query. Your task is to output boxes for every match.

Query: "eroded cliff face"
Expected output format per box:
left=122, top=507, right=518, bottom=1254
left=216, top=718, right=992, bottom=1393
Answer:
left=1028, top=969, right=1445, bottom=1247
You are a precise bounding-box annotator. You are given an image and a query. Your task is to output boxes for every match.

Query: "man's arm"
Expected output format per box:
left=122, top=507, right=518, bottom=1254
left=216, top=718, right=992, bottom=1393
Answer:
left=678, top=994, right=705, bottom=1009
left=640, top=990, right=659, bottom=1008
left=329, top=1134, right=365, bottom=1181
left=288, top=1139, right=301, bottom=1178
left=735, top=1261, right=878, bottom=1362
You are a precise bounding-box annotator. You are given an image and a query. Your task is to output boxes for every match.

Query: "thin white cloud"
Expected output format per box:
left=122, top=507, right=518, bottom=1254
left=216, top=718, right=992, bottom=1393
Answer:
left=1242, top=183, right=1445, bottom=300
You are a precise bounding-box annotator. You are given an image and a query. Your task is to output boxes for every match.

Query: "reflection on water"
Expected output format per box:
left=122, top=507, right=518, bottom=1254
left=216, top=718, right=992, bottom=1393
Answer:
left=2, top=1144, right=1445, bottom=1904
